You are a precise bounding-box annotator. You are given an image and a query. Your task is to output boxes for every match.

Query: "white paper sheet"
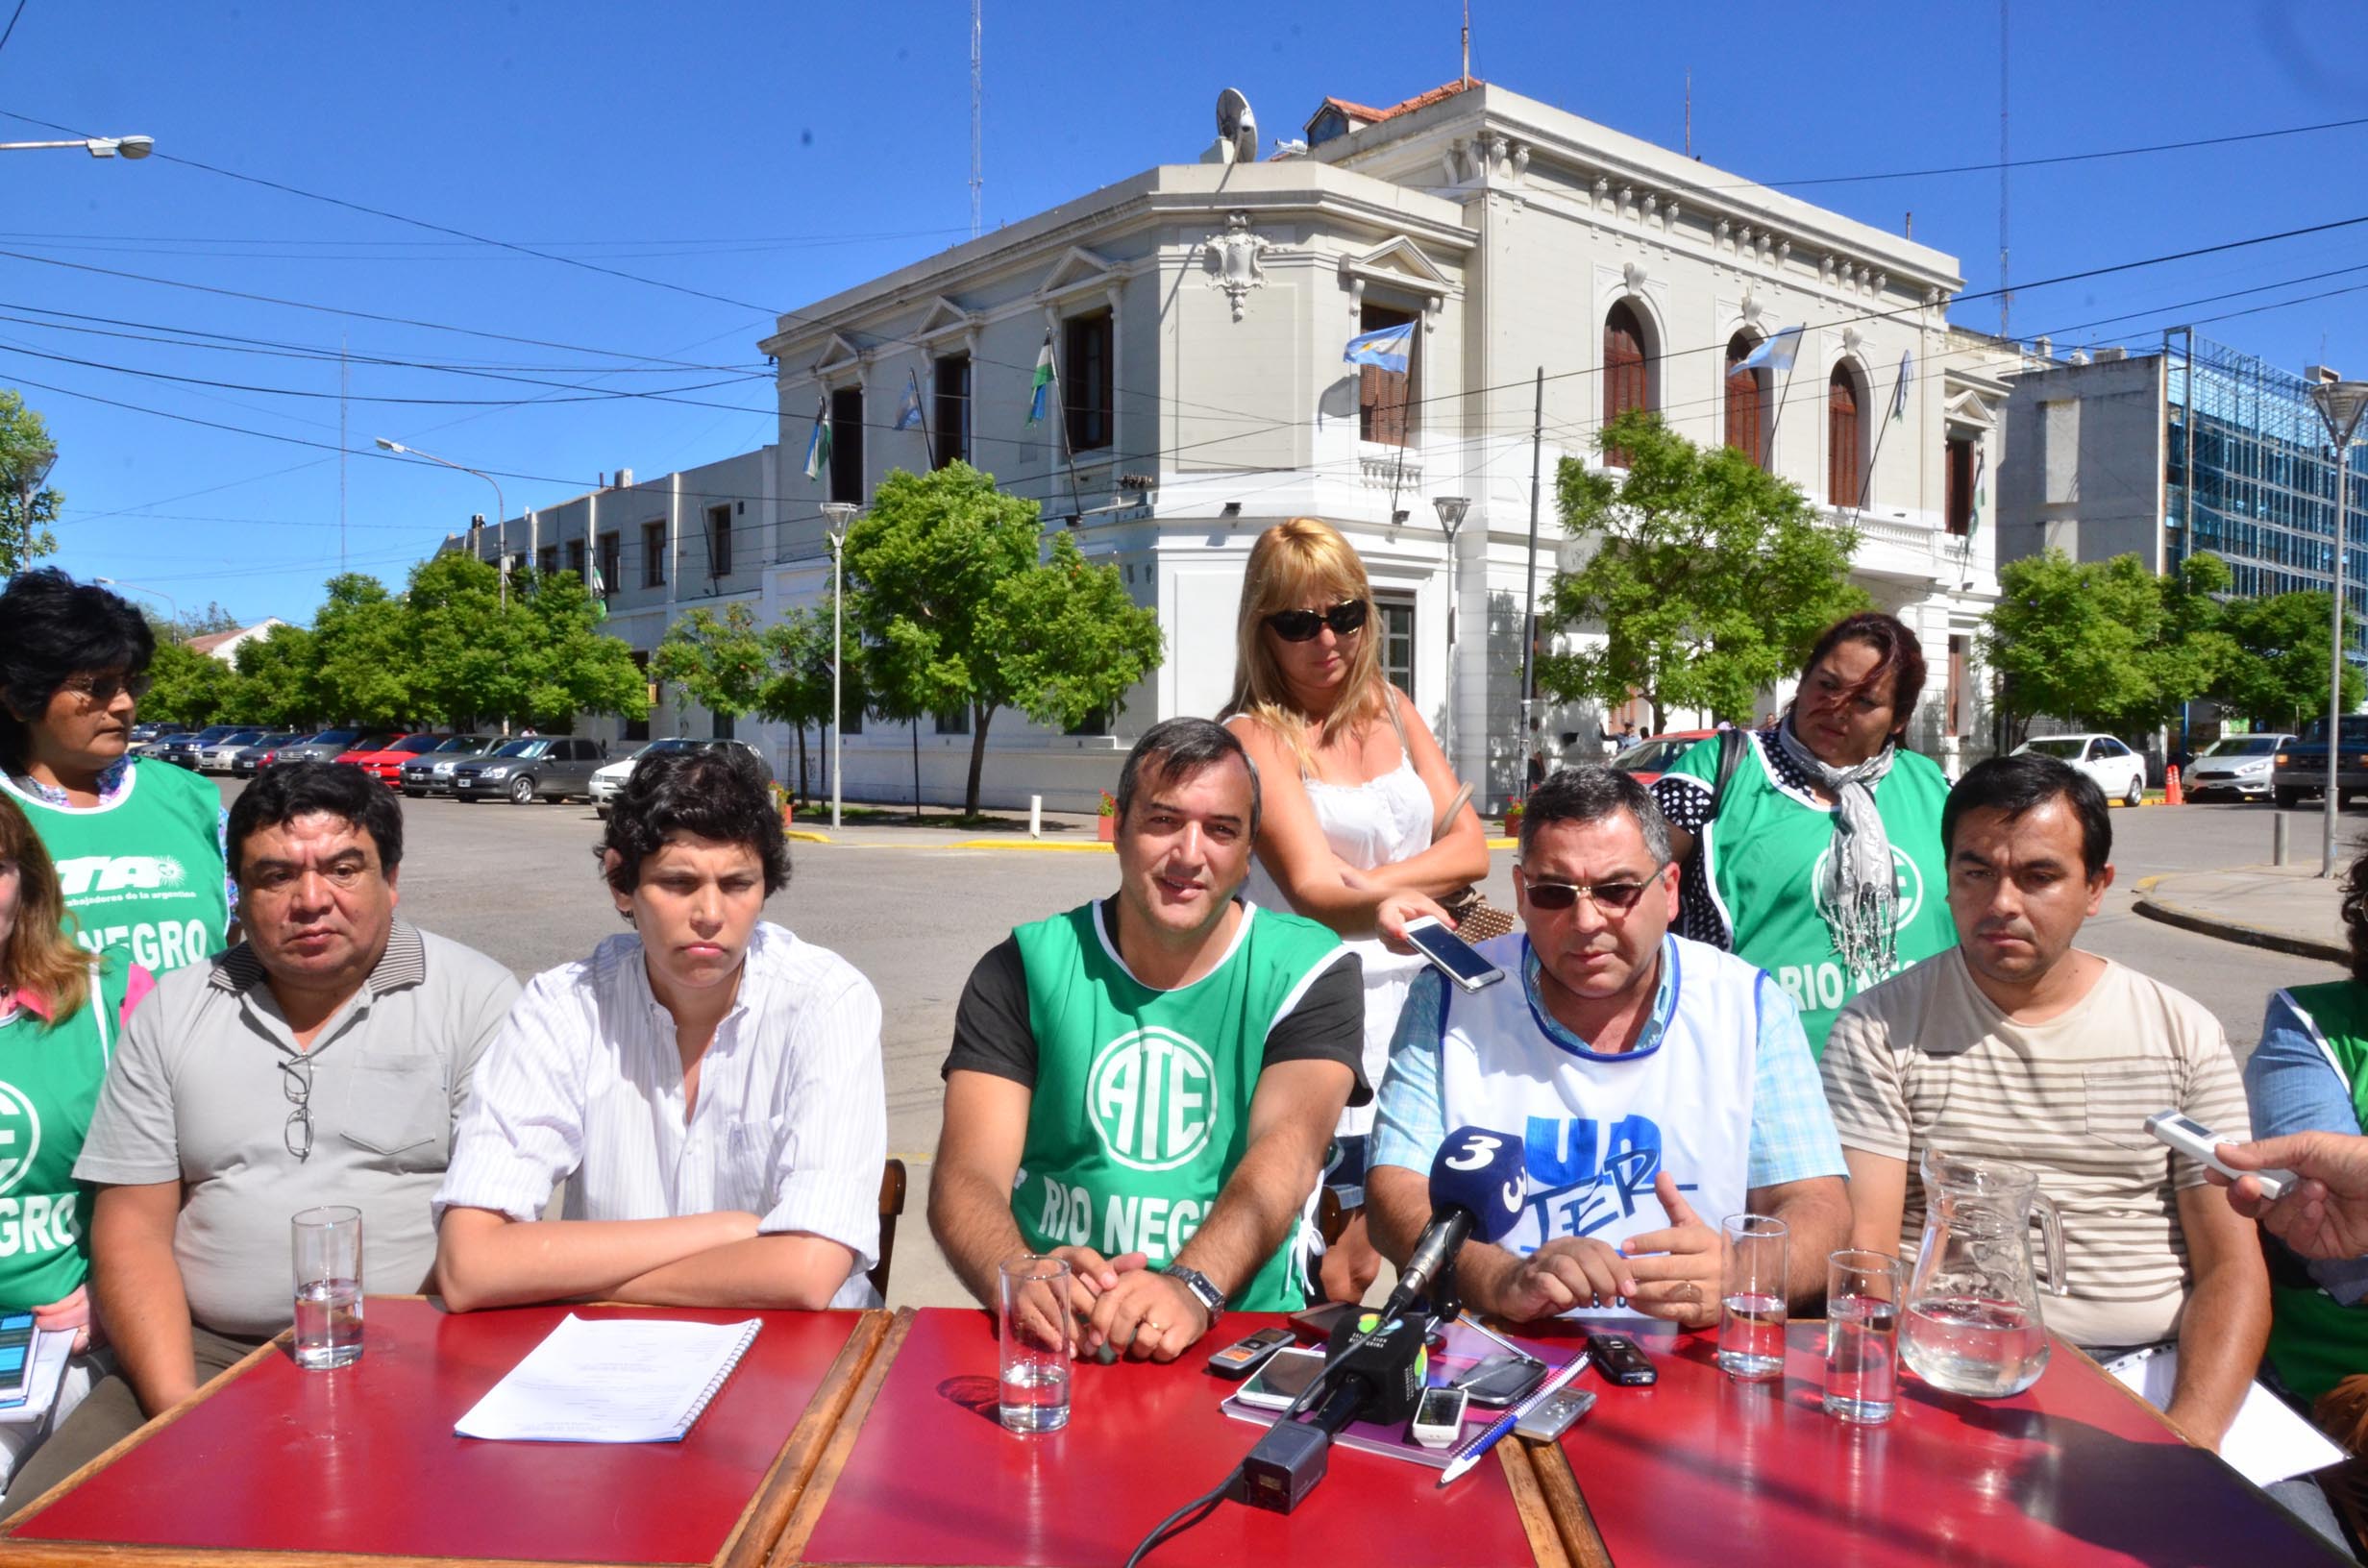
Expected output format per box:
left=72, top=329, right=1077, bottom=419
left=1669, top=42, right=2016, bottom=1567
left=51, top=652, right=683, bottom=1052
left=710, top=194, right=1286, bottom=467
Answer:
left=453, top=1313, right=761, bottom=1444
left=2105, top=1345, right=2346, bottom=1487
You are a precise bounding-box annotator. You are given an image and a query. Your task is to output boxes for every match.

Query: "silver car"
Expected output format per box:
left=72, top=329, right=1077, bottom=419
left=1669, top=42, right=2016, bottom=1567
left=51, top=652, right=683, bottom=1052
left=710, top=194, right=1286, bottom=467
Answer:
left=196, top=729, right=267, bottom=772
left=273, top=728, right=394, bottom=768
left=399, top=735, right=497, bottom=796
left=451, top=736, right=608, bottom=804
left=589, top=738, right=773, bottom=818
left=2185, top=733, right=2293, bottom=800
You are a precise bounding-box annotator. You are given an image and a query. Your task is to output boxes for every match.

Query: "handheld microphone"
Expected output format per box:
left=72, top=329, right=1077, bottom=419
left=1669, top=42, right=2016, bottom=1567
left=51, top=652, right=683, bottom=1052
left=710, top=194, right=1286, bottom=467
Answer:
left=1378, top=1126, right=1527, bottom=1320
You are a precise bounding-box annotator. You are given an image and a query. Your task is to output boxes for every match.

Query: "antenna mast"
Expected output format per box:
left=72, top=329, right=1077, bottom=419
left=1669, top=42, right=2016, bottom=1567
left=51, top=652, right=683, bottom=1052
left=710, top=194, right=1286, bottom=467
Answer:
left=1685, top=70, right=1691, bottom=158
left=970, top=0, right=983, bottom=238
left=1998, top=0, right=2010, bottom=340
left=1460, top=1, right=1469, bottom=82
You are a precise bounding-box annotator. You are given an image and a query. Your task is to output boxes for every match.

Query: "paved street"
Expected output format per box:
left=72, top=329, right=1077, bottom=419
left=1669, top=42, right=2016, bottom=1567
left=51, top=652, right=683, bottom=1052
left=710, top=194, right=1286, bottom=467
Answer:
left=209, top=782, right=2349, bottom=1308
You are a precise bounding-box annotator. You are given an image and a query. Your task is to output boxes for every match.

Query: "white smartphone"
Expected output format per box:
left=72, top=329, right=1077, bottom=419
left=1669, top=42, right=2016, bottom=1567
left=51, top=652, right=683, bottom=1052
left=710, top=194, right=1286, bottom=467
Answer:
left=1409, top=1384, right=1469, bottom=1449
left=2144, top=1110, right=2295, bottom=1200
left=1235, top=1346, right=1328, bottom=1411
left=1405, top=916, right=1507, bottom=992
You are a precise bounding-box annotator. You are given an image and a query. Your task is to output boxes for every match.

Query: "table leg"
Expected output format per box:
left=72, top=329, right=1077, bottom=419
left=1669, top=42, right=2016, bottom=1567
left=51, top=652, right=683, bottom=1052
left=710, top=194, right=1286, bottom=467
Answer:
left=1522, top=1439, right=1616, bottom=1568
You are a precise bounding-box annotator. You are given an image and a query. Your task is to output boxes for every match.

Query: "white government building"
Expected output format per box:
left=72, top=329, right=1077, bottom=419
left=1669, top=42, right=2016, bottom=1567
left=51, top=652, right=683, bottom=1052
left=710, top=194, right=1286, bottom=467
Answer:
left=453, top=78, right=2005, bottom=811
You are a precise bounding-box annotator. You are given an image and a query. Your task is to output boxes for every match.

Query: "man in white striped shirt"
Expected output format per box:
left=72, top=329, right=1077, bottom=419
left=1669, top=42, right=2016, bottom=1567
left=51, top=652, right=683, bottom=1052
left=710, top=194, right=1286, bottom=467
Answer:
left=433, top=747, right=886, bottom=1311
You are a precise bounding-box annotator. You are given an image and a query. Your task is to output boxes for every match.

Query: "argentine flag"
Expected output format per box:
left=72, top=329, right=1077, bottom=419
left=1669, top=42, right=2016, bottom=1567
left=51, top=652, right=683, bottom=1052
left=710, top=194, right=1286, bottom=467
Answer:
left=1344, top=319, right=1415, bottom=374
left=1892, top=349, right=1913, bottom=421
left=1027, top=337, right=1055, bottom=425
left=895, top=371, right=925, bottom=431
left=1737, top=326, right=1803, bottom=374
left=802, top=398, right=831, bottom=481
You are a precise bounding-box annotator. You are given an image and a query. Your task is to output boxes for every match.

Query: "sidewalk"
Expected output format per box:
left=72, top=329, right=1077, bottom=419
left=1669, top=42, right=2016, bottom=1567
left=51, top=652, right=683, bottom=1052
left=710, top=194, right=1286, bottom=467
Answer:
left=778, top=799, right=1523, bottom=851
left=2133, top=866, right=2349, bottom=964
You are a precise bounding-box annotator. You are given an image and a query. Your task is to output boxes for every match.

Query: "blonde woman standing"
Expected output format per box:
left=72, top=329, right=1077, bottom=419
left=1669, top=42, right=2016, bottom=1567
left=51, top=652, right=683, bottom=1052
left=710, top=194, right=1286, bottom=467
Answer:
left=1225, top=518, right=1488, bottom=1303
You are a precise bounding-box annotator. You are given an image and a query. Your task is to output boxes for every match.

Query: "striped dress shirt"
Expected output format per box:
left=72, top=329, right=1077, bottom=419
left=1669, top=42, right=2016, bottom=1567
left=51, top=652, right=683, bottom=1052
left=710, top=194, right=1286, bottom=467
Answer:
left=433, top=921, right=887, bottom=1308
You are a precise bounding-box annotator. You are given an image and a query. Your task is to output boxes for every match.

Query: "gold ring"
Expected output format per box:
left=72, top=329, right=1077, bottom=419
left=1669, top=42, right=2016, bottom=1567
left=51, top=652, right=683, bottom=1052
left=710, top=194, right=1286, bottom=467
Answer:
left=1146, top=1321, right=1164, bottom=1334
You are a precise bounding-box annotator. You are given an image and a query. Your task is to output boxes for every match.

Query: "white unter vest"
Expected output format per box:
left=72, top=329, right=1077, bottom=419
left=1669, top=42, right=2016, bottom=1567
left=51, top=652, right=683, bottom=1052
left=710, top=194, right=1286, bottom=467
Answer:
left=1436, top=931, right=1762, bottom=1310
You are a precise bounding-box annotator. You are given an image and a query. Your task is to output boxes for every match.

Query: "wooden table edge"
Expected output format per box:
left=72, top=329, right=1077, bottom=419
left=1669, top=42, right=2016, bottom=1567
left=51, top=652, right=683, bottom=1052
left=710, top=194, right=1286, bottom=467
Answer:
left=715, top=1310, right=895, bottom=1568
left=1496, top=1438, right=1579, bottom=1568
left=769, top=1307, right=918, bottom=1567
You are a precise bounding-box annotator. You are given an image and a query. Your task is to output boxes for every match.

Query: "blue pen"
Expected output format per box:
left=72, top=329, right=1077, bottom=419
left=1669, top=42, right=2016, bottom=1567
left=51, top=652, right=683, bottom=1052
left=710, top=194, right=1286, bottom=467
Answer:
left=1437, top=1355, right=1588, bottom=1486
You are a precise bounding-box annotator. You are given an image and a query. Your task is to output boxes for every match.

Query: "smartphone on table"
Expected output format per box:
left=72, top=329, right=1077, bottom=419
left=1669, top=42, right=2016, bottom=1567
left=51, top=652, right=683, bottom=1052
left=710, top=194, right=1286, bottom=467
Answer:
left=1236, top=1346, right=1329, bottom=1411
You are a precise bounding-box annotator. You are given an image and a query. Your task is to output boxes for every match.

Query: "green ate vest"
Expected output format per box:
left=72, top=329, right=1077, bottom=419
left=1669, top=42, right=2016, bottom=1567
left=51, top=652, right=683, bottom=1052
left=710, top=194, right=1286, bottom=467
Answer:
left=1011, top=899, right=1345, bottom=1311
left=0, top=760, right=230, bottom=978
left=1668, top=734, right=1956, bottom=1056
left=0, top=948, right=135, bottom=1309
left=2264, top=981, right=2368, bottom=1406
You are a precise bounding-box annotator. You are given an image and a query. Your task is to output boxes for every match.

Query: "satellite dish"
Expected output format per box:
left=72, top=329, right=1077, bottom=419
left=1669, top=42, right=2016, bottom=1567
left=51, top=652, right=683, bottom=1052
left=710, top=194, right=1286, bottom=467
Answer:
left=1216, top=87, right=1258, bottom=164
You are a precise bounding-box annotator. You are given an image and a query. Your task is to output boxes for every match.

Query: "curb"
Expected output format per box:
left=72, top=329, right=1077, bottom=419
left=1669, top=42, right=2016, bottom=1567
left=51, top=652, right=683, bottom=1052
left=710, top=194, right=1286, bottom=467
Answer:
left=949, top=840, right=1112, bottom=852
left=785, top=829, right=833, bottom=845
left=2129, top=874, right=2346, bottom=965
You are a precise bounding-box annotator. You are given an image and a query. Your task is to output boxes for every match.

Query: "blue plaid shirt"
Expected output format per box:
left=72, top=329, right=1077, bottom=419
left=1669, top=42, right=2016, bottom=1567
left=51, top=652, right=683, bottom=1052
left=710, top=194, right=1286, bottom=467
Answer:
left=1371, top=933, right=1846, bottom=1190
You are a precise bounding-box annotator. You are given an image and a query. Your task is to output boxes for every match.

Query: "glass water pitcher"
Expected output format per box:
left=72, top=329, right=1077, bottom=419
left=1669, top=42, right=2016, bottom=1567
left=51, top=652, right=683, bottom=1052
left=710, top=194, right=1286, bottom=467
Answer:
left=1899, top=1149, right=2067, bottom=1399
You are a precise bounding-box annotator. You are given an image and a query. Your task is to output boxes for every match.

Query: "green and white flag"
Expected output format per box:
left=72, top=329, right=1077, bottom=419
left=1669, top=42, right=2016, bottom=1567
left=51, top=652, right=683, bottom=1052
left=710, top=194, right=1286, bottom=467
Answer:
left=802, top=398, right=831, bottom=480
left=589, top=562, right=607, bottom=621
left=1027, top=336, right=1055, bottom=426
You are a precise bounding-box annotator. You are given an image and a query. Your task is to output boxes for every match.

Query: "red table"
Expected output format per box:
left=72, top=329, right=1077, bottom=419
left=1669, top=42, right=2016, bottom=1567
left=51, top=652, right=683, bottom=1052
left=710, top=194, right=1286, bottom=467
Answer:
left=0, top=1297, right=889, bottom=1568
left=777, top=1309, right=1568, bottom=1568
left=1516, top=1321, right=2349, bottom=1568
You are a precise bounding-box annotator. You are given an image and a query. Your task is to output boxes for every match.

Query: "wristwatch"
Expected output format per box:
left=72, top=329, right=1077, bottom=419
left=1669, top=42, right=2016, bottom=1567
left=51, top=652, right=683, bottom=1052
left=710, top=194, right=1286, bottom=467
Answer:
left=1162, top=1263, right=1227, bottom=1329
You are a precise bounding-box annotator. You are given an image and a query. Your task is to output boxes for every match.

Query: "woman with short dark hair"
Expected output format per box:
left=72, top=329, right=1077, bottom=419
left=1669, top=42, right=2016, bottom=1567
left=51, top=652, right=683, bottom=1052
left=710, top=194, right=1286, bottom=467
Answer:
left=1649, top=610, right=1956, bottom=1055
left=0, top=571, right=229, bottom=976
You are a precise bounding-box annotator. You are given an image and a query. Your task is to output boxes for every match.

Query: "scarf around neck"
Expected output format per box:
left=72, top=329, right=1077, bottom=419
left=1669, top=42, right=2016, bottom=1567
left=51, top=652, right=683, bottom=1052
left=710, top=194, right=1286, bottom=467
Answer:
left=1773, top=716, right=1901, bottom=979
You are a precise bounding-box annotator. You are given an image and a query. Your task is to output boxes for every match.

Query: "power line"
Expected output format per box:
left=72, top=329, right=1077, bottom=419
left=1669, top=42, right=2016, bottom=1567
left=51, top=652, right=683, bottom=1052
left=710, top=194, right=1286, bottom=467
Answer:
left=0, top=0, right=27, bottom=59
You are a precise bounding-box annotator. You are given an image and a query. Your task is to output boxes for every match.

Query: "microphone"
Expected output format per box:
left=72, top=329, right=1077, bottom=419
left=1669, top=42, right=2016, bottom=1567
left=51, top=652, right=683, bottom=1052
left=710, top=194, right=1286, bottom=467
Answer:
left=1378, top=1126, right=1527, bottom=1320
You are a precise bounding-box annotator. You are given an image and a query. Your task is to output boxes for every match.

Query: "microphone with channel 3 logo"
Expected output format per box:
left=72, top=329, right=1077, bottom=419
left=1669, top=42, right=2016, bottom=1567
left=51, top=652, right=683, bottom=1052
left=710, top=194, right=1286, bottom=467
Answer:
left=1378, top=1126, right=1528, bottom=1322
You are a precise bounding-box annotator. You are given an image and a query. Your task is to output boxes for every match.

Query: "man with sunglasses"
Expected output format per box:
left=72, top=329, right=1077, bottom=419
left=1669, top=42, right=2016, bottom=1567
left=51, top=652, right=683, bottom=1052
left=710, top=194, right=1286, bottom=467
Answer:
left=1366, top=766, right=1849, bottom=1325
left=2, top=763, right=517, bottom=1511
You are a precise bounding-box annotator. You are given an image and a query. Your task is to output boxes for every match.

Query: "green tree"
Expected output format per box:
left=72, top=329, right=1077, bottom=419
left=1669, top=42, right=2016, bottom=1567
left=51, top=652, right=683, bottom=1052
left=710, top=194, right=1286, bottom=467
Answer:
left=510, top=570, right=649, bottom=733
left=1538, top=409, right=1869, bottom=730
left=759, top=600, right=865, bottom=803
left=652, top=602, right=771, bottom=737
left=843, top=464, right=1164, bottom=815
left=0, top=390, right=62, bottom=575
left=309, top=573, right=415, bottom=728
left=404, top=551, right=519, bottom=729
left=2217, top=589, right=2365, bottom=730
left=141, top=643, right=235, bottom=727
left=224, top=624, right=321, bottom=727
left=1983, top=549, right=2243, bottom=740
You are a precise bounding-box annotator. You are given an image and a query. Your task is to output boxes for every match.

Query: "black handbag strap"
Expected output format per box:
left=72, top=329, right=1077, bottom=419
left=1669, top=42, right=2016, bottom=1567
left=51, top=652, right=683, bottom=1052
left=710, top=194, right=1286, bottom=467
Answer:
left=1707, top=727, right=1751, bottom=822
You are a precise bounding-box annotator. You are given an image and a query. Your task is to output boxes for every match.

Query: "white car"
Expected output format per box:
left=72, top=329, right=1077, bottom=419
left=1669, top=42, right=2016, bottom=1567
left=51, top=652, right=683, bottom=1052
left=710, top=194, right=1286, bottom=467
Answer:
left=2010, top=734, right=2148, bottom=806
left=2183, top=733, right=2293, bottom=801
left=590, top=737, right=772, bottom=818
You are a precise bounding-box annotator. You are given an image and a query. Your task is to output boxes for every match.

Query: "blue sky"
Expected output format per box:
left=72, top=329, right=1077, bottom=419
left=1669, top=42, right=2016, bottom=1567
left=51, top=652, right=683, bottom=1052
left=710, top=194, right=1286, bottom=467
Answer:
left=9, top=0, right=2365, bottom=625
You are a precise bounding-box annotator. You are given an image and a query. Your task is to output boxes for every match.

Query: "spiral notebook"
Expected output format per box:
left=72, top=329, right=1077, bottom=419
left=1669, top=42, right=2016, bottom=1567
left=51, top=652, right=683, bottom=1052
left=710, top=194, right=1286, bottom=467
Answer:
left=454, top=1314, right=761, bottom=1444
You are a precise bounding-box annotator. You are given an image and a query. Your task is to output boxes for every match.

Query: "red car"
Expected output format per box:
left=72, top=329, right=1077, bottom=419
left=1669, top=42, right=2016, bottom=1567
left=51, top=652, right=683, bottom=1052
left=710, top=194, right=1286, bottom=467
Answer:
left=336, top=733, right=448, bottom=787
left=1608, top=729, right=1718, bottom=787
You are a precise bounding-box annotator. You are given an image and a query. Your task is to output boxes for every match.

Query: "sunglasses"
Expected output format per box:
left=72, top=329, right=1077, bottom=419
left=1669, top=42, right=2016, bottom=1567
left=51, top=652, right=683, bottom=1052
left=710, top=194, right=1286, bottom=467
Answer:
left=66, top=672, right=152, bottom=705
left=1522, top=864, right=1668, bottom=914
left=1265, top=600, right=1369, bottom=643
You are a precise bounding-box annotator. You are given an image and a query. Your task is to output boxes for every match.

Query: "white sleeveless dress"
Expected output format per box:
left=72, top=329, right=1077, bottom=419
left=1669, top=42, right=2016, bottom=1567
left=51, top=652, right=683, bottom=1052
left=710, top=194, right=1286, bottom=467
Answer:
left=1240, top=752, right=1434, bottom=1137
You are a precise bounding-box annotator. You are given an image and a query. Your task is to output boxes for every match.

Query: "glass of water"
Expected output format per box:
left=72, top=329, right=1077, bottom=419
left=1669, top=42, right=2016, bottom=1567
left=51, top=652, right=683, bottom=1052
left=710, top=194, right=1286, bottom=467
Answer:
left=998, top=1255, right=1073, bottom=1433
left=1717, top=1213, right=1788, bottom=1381
left=291, top=1206, right=363, bottom=1370
left=1825, top=1249, right=1903, bottom=1424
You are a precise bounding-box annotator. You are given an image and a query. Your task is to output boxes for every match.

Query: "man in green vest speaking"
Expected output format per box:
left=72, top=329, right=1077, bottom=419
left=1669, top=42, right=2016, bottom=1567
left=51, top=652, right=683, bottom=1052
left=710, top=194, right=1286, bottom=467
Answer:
left=930, top=718, right=1366, bottom=1362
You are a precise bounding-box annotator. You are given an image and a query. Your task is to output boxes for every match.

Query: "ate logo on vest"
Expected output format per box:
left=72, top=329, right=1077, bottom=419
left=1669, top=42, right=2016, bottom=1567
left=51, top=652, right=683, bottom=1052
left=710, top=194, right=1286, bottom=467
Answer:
left=54, top=855, right=188, bottom=896
left=1087, top=1027, right=1218, bottom=1172
left=1807, top=843, right=1924, bottom=932
left=0, top=1082, right=40, bottom=1197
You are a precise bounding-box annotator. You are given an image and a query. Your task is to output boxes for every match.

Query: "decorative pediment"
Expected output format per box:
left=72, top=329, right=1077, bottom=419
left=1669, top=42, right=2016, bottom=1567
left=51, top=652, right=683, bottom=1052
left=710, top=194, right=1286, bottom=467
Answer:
left=1944, top=386, right=2000, bottom=431
left=1338, top=236, right=1454, bottom=329
left=915, top=295, right=979, bottom=343
left=812, top=331, right=869, bottom=381
left=1036, top=245, right=1122, bottom=305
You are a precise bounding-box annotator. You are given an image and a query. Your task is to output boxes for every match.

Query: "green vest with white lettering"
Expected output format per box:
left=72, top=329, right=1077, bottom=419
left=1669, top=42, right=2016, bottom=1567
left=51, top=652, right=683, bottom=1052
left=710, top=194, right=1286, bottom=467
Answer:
left=1667, top=733, right=1955, bottom=1056
left=2263, top=981, right=2368, bottom=1407
left=1010, top=899, right=1345, bottom=1311
left=0, top=947, right=135, bottom=1309
left=1, top=759, right=229, bottom=978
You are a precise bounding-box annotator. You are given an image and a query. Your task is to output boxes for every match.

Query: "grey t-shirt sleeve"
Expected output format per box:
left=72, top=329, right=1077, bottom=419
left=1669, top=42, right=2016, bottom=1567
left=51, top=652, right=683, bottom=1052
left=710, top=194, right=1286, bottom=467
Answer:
left=75, top=984, right=187, bottom=1185
left=943, top=935, right=1035, bottom=1088
left=1262, top=953, right=1370, bottom=1105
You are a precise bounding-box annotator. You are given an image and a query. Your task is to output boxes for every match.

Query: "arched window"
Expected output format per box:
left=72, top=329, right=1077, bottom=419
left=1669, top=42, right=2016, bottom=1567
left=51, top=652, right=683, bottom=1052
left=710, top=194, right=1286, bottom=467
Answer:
left=1829, top=364, right=1864, bottom=508
left=1603, top=302, right=1652, bottom=464
left=1725, top=333, right=1765, bottom=469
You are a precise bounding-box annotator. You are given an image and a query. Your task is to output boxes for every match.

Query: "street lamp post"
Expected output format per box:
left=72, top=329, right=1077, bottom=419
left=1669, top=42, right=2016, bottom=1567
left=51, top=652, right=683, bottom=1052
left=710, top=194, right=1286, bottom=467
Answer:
left=94, top=576, right=179, bottom=639
left=0, top=135, right=153, bottom=159
left=1431, top=495, right=1470, bottom=771
left=375, top=438, right=506, bottom=607
left=2312, top=378, right=2368, bottom=877
left=822, top=502, right=859, bottom=831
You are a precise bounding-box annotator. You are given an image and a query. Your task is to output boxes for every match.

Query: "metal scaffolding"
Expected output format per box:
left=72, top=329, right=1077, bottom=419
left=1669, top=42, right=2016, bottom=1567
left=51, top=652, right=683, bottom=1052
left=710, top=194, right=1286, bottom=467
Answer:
left=2165, top=329, right=2368, bottom=651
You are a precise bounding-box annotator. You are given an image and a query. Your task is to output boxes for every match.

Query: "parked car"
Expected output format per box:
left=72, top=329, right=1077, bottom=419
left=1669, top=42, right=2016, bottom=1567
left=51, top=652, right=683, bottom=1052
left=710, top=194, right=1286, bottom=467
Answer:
left=2183, top=733, right=2295, bottom=801
left=399, top=735, right=498, bottom=796
left=271, top=729, right=394, bottom=769
left=155, top=724, right=252, bottom=770
left=451, top=736, right=607, bottom=804
left=2273, top=717, right=2368, bottom=810
left=589, top=737, right=773, bottom=818
left=195, top=729, right=267, bottom=772
left=129, top=721, right=185, bottom=744
left=1604, top=729, right=1718, bottom=788
left=130, top=724, right=189, bottom=759
left=338, top=732, right=456, bottom=787
left=2010, top=733, right=2148, bottom=806
left=230, top=732, right=308, bottom=776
